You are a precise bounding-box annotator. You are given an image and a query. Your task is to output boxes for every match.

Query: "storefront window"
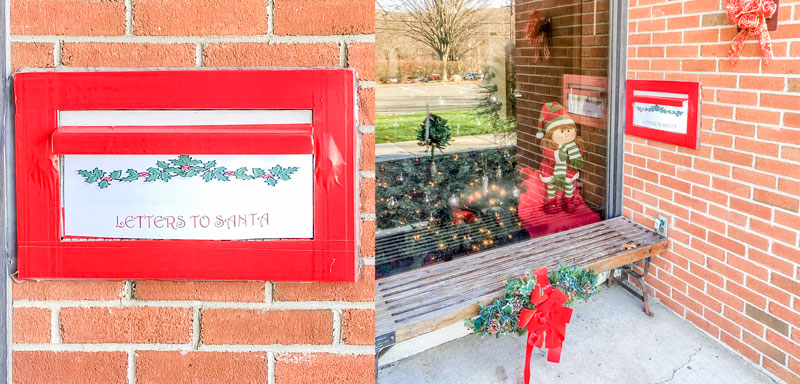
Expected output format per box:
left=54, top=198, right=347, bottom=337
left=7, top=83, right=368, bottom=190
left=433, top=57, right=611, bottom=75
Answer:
left=376, top=0, right=611, bottom=278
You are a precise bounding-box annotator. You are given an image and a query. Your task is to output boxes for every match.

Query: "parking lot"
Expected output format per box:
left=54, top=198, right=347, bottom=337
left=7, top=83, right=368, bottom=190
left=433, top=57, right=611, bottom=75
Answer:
left=376, top=81, right=483, bottom=114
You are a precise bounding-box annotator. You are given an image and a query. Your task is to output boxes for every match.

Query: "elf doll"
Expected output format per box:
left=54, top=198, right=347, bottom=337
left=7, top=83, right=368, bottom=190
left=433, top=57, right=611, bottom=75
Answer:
left=535, top=102, right=585, bottom=214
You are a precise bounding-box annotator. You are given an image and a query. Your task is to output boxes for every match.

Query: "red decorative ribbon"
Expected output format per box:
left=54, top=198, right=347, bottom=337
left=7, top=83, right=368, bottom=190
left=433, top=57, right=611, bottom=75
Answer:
left=726, top=0, right=777, bottom=65
left=524, top=10, right=550, bottom=62
left=518, top=268, right=573, bottom=384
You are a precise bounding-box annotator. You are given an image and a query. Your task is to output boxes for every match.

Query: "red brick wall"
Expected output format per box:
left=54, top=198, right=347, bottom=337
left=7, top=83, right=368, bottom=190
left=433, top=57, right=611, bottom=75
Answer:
left=9, top=0, right=376, bottom=383
left=625, top=1, right=799, bottom=382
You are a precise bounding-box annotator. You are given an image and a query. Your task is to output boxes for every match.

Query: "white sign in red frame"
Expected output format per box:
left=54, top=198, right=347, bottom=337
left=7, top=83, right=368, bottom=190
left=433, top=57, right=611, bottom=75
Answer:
left=625, top=79, right=701, bottom=149
left=14, top=69, right=358, bottom=281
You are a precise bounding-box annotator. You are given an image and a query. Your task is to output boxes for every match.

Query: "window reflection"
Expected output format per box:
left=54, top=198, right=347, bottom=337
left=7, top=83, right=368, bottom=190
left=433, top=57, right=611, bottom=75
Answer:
left=376, top=0, right=610, bottom=278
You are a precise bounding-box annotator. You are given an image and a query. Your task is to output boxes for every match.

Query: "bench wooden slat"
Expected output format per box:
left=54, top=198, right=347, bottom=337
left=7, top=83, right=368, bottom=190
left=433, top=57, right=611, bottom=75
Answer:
left=379, top=227, right=654, bottom=309
left=375, top=217, right=668, bottom=343
left=377, top=219, right=627, bottom=288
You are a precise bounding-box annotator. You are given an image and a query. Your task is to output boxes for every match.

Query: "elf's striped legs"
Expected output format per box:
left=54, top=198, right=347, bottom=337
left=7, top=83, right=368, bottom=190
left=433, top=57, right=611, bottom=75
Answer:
left=546, top=182, right=556, bottom=199
left=564, top=181, right=574, bottom=198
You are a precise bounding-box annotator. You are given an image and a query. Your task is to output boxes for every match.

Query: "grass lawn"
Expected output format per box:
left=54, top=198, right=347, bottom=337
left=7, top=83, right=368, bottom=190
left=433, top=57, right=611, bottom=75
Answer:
left=376, top=109, right=495, bottom=144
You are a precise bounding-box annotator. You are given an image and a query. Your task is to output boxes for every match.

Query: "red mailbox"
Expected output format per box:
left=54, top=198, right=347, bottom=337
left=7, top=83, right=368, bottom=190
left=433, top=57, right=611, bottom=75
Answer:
left=14, top=69, right=359, bottom=281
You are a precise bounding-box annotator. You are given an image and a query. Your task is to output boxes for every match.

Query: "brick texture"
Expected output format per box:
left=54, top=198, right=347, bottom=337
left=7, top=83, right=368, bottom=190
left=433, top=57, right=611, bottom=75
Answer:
left=134, top=280, right=265, bottom=302
left=341, top=309, right=374, bottom=345
left=201, top=309, right=333, bottom=345
left=273, top=266, right=375, bottom=302
left=273, top=0, right=374, bottom=36
left=12, top=351, right=128, bottom=384
left=12, top=280, right=125, bottom=300
left=10, top=0, right=374, bottom=382
left=625, top=1, right=800, bottom=382
left=136, top=351, right=268, bottom=384
left=134, top=0, right=268, bottom=36
left=11, top=42, right=53, bottom=71
left=274, top=353, right=375, bottom=384
left=12, top=307, right=50, bottom=343
left=348, top=43, right=375, bottom=80
left=204, top=43, right=340, bottom=67
left=60, top=307, right=193, bottom=343
left=61, top=43, right=196, bottom=68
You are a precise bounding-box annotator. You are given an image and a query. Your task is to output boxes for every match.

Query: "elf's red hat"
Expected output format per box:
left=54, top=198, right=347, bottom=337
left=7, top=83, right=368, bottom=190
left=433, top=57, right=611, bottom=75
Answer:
left=536, top=102, right=575, bottom=139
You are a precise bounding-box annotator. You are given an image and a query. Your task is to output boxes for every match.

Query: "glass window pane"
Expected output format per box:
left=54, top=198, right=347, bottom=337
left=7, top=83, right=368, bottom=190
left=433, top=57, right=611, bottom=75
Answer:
left=376, top=0, right=611, bottom=278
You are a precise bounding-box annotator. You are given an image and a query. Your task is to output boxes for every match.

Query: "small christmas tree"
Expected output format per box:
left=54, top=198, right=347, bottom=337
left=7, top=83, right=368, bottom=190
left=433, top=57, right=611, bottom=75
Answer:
left=417, top=113, right=452, bottom=160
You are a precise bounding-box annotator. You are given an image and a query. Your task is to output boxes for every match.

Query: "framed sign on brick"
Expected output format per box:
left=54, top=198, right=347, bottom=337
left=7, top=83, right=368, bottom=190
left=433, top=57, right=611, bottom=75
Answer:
left=625, top=79, right=701, bottom=149
left=14, top=69, right=358, bottom=281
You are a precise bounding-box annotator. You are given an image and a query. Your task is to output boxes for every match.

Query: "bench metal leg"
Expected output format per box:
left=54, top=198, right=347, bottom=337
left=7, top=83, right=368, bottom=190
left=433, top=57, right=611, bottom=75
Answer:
left=622, top=257, right=653, bottom=317
left=375, top=331, right=396, bottom=374
left=613, top=257, right=654, bottom=317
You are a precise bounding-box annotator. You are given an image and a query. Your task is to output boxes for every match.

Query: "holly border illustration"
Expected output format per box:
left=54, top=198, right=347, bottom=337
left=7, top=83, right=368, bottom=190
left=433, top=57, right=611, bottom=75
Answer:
left=635, top=104, right=685, bottom=117
left=77, top=155, right=299, bottom=189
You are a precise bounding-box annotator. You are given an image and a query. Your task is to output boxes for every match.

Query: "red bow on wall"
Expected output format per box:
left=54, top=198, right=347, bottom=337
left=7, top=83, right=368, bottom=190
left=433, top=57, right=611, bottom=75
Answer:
left=518, top=268, right=574, bottom=384
left=726, top=0, right=777, bottom=65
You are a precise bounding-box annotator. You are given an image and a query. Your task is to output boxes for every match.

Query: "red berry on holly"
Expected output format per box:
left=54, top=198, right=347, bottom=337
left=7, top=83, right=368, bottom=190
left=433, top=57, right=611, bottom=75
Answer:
left=139, top=172, right=149, bottom=177
left=181, top=165, right=190, bottom=171
left=101, top=176, right=112, bottom=182
left=224, top=171, right=234, bottom=176
left=204, top=169, right=211, bottom=172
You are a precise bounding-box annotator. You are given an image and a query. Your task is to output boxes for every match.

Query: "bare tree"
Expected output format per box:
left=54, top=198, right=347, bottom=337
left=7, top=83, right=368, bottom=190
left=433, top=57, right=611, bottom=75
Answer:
left=379, top=0, right=488, bottom=81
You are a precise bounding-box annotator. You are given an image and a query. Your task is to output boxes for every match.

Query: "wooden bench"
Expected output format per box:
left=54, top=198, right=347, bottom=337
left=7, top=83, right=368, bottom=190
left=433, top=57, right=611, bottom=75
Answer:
left=375, top=216, right=668, bottom=354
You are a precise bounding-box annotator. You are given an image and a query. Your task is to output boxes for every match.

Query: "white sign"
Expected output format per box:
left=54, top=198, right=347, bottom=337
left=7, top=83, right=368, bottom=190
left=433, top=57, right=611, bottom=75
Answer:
left=632, top=101, right=688, bottom=134
left=568, top=93, right=605, bottom=119
left=62, top=154, right=314, bottom=240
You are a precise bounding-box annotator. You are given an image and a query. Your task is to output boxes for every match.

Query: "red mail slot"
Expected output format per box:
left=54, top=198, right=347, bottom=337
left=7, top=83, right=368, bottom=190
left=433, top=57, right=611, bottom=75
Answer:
left=15, top=69, right=358, bottom=281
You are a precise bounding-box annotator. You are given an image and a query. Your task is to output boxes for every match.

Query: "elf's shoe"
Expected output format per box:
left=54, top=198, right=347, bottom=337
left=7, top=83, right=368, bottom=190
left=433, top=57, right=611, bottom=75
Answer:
left=543, top=197, right=560, bottom=214
left=562, top=195, right=579, bottom=213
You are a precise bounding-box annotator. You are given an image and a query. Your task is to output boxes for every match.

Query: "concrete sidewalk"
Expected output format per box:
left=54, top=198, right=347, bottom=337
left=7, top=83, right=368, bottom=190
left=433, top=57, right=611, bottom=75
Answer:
left=378, top=285, right=777, bottom=384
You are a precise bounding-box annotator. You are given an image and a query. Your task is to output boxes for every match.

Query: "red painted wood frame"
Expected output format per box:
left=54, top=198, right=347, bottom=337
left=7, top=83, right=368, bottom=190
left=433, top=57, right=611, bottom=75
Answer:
left=561, top=74, right=607, bottom=129
left=14, top=69, right=358, bottom=281
left=625, top=79, right=701, bottom=149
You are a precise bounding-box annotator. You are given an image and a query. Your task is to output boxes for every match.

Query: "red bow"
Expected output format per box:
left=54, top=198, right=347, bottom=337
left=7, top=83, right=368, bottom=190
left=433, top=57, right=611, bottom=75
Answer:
left=726, top=0, right=777, bottom=65
left=518, top=268, right=573, bottom=384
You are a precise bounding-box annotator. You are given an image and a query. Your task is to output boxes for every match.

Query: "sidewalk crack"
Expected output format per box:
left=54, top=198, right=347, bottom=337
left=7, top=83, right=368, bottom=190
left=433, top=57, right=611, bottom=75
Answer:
left=654, top=346, right=702, bottom=384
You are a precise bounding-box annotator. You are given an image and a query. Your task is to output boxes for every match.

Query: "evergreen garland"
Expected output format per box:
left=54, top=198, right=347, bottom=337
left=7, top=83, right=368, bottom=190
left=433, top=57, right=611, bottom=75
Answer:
left=464, top=265, right=600, bottom=337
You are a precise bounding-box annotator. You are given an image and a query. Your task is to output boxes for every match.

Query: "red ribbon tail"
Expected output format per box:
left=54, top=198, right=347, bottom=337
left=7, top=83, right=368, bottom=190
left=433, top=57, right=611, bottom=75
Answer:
left=728, top=29, right=750, bottom=64
left=758, top=25, right=774, bottom=65
left=547, top=346, right=563, bottom=363
left=524, top=335, right=534, bottom=384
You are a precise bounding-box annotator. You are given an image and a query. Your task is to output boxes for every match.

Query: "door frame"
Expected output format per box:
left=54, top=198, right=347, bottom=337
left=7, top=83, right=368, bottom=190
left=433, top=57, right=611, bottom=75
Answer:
left=0, top=0, right=12, bottom=377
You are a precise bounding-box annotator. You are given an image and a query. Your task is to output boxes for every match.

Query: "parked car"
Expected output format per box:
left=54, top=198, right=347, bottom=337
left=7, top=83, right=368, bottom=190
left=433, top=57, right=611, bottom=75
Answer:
left=426, top=74, right=441, bottom=82
left=463, top=72, right=484, bottom=81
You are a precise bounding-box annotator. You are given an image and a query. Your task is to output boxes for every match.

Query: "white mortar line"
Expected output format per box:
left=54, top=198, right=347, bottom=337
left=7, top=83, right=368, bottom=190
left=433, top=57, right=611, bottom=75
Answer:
left=264, top=282, right=273, bottom=303
left=11, top=343, right=374, bottom=354
left=53, top=40, right=62, bottom=67
left=10, top=34, right=375, bottom=44
left=332, top=309, right=342, bottom=344
left=125, top=0, right=134, bottom=36
left=358, top=125, right=375, bottom=134
left=127, top=350, right=135, bottom=384
left=358, top=81, right=376, bottom=89
left=340, top=42, right=347, bottom=68
left=267, top=0, right=274, bottom=36
left=359, top=170, right=375, bottom=178
left=360, top=258, right=375, bottom=266
left=267, top=351, right=276, bottom=384
left=123, top=281, right=133, bottom=300
left=191, top=306, right=201, bottom=349
left=359, top=213, right=376, bottom=221
left=50, top=307, right=61, bottom=344
left=13, top=300, right=374, bottom=310
left=195, top=43, right=204, bottom=67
